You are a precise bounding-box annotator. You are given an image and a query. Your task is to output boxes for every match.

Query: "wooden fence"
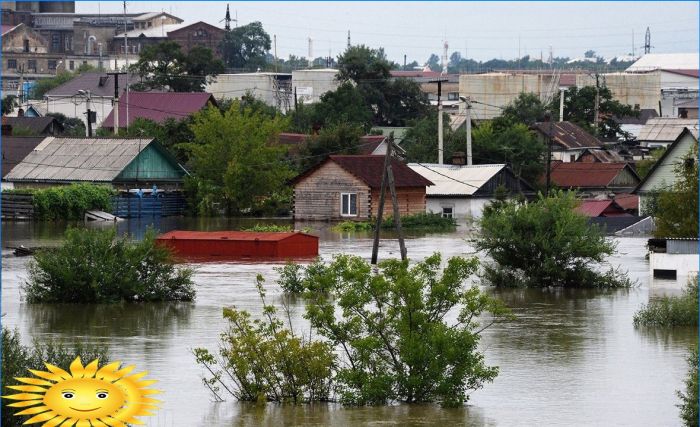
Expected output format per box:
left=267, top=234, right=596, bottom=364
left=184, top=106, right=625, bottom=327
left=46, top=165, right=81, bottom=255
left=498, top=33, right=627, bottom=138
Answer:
left=1, top=194, right=34, bottom=219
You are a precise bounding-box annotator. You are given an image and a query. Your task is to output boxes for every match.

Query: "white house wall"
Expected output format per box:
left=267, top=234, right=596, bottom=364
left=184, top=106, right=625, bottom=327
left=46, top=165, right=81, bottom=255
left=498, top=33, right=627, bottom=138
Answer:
left=426, top=197, right=491, bottom=220
left=46, top=96, right=112, bottom=133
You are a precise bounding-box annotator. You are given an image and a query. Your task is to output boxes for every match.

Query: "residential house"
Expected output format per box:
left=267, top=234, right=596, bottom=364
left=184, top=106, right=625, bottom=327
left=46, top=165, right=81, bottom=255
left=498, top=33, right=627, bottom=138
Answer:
left=613, top=108, right=658, bottom=140
left=292, top=68, right=340, bottom=104
left=637, top=118, right=699, bottom=148
left=3, top=116, right=63, bottom=135
left=531, top=121, right=603, bottom=162
left=206, top=73, right=293, bottom=112
left=43, top=72, right=136, bottom=130
left=635, top=127, right=698, bottom=215
left=575, top=199, right=631, bottom=217
left=1, top=135, right=45, bottom=189
left=166, top=21, right=225, bottom=57
left=675, top=98, right=698, bottom=119
left=549, top=162, right=641, bottom=196
left=291, top=155, right=433, bottom=220
left=4, top=137, right=187, bottom=189
left=113, top=23, right=187, bottom=56
left=101, top=92, right=217, bottom=129
left=407, top=163, right=534, bottom=220
left=276, top=133, right=403, bottom=157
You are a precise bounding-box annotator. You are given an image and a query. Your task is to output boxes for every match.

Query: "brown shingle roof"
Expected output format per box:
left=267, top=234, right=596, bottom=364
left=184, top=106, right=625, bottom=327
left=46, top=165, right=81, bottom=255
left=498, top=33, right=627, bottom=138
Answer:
left=292, top=155, right=433, bottom=189
left=577, top=148, right=625, bottom=163
left=2, top=136, right=46, bottom=178
left=549, top=162, right=637, bottom=188
left=3, top=117, right=62, bottom=135
left=44, top=73, right=137, bottom=98
left=102, top=92, right=216, bottom=128
left=532, top=121, right=603, bottom=150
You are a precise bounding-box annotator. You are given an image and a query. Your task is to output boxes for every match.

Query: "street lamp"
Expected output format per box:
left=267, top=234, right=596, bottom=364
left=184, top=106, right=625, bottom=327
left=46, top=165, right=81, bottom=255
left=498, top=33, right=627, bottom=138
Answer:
left=459, top=96, right=472, bottom=166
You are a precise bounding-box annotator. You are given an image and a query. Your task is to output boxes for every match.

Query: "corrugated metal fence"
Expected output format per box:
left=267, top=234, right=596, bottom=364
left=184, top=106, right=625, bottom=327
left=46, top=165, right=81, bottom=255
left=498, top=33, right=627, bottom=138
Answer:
left=111, top=193, right=187, bottom=218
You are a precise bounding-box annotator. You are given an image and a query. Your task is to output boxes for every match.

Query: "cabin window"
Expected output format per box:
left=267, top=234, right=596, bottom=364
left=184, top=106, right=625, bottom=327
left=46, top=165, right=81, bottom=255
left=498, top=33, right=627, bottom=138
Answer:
left=48, top=60, right=57, bottom=70
left=570, top=154, right=576, bottom=162
left=341, top=193, right=358, bottom=216
left=447, top=92, right=459, bottom=101
left=27, top=59, right=36, bottom=71
left=7, top=59, right=17, bottom=69
left=441, top=207, right=453, bottom=219
left=69, top=60, right=74, bottom=70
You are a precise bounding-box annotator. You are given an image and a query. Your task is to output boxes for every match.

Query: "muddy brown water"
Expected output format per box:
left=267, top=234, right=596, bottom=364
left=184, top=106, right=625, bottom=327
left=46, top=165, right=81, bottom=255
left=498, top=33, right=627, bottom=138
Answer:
left=1, top=219, right=696, bottom=426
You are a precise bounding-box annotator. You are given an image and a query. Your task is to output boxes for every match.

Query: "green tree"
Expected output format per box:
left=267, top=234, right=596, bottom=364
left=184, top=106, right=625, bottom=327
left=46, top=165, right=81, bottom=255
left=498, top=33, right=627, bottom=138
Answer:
left=220, top=22, right=271, bottom=71
left=301, top=253, right=510, bottom=407
left=635, top=147, right=666, bottom=179
left=46, top=112, right=86, bottom=137
left=29, top=65, right=95, bottom=99
left=183, top=102, right=292, bottom=215
left=107, top=117, right=194, bottom=163
left=337, top=45, right=391, bottom=83
left=297, top=122, right=364, bottom=171
left=2, top=95, right=17, bottom=115
left=494, top=92, right=548, bottom=128
left=476, top=191, right=630, bottom=288
left=402, top=111, right=461, bottom=164
left=24, top=228, right=194, bottom=303
left=653, top=146, right=699, bottom=238
left=634, top=277, right=698, bottom=326
left=130, top=41, right=224, bottom=92
left=426, top=53, right=441, bottom=72
left=550, top=86, right=638, bottom=141
left=308, top=82, right=373, bottom=131
left=678, top=347, right=699, bottom=427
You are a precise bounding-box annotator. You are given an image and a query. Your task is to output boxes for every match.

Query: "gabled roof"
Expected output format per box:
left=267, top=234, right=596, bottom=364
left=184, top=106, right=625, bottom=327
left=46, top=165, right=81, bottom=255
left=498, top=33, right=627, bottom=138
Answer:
left=102, top=92, right=216, bottom=128
left=166, top=21, right=225, bottom=36
left=614, top=193, right=639, bottom=211
left=531, top=121, right=603, bottom=150
left=5, top=137, right=166, bottom=183
left=44, top=73, right=137, bottom=98
left=635, top=127, right=698, bottom=193
left=638, top=118, right=699, bottom=143
left=292, top=155, right=433, bottom=189
left=115, top=23, right=187, bottom=39
left=675, top=98, right=699, bottom=109
left=627, top=53, right=700, bottom=72
left=1, top=136, right=46, bottom=178
left=408, top=163, right=508, bottom=196
left=275, top=133, right=395, bottom=155
left=614, top=108, right=658, bottom=125
left=133, top=12, right=183, bottom=23
left=576, top=199, right=629, bottom=217
left=550, top=162, right=639, bottom=189
left=662, top=69, right=699, bottom=78
left=577, top=148, right=624, bottom=163
left=3, top=117, right=62, bottom=135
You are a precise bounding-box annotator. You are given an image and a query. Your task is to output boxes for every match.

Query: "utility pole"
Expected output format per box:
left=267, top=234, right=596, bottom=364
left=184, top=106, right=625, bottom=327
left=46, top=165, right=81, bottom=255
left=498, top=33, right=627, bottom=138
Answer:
left=460, top=96, right=472, bottom=165
left=347, top=30, right=351, bottom=49
left=123, top=1, right=130, bottom=131
left=108, top=72, right=126, bottom=135
left=273, top=35, right=278, bottom=73
left=545, top=111, right=553, bottom=197
left=593, top=73, right=600, bottom=136
left=371, top=135, right=406, bottom=264
left=80, top=90, right=93, bottom=137
left=224, top=4, right=231, bottom=31
left=644, top=27, right=651, bottom=54
left=559, top=87, right=566, bottom=122
left=430, top=78, right=448, bottom=164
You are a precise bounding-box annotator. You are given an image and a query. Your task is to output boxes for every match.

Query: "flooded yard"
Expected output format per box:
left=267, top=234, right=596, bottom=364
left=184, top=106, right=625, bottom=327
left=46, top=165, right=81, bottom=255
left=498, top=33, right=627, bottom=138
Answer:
left=1, top=219, right=696, bottom=426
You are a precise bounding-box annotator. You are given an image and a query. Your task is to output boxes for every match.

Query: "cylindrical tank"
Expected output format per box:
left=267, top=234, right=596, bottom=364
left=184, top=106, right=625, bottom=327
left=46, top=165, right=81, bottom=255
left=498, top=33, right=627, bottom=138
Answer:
left=39, top=1, right=75, bottom=13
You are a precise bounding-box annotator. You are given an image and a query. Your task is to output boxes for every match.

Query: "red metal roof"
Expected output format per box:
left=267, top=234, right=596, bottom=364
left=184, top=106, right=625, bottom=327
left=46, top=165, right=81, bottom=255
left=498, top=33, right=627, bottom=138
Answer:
left=102, top=92, right=215, bottom=128
left=614, top=193, right=639, bottom=211
left=662, top=69, right=699, bottom=78
left=532, top=121, right=603, bottom=150
left=157, top=230, right=313, bottom=241
left=550, top=162, right=631, bottom=188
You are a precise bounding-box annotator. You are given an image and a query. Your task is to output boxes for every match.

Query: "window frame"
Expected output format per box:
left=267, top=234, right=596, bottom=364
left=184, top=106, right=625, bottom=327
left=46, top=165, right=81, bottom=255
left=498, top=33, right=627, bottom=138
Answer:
left=447, top=92, right=459, bottom=101
left=441, top=206, right=454, bottom=219
left=340, top=193, right=358, bottom=217
left=7, top=59, right=17, bottom=69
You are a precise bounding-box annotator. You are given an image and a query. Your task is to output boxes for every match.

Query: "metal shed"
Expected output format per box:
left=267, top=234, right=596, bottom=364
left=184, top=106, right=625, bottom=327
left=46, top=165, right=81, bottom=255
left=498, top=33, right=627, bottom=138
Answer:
left=156, top=230, right=319, bottom=261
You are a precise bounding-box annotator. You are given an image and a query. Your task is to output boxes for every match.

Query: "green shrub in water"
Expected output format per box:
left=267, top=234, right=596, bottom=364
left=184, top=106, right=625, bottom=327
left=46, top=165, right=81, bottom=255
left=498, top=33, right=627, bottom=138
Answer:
left=678, top=347, right=699, bottom=427
left=1, top=327, right=109, bottom=427
left=634, top=277, right=698, bottom=327
left=242, top=224, right=293, bottom=232
left=24, top=227, right=195, bottom=303
left=333, top=213, right=456, bottom=232
left=7, top=183, right=115, bottom=220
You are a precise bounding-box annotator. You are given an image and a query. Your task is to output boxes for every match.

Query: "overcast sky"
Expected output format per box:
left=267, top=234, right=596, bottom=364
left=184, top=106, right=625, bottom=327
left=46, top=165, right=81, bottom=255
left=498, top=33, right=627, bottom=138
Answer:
left=78, top=2, right=699, bottom=64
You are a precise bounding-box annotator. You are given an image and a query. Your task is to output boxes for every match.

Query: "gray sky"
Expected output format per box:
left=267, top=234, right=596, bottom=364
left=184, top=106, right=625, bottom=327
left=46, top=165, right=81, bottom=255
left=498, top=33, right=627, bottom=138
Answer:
left=78, top=1, right=699, bottom=63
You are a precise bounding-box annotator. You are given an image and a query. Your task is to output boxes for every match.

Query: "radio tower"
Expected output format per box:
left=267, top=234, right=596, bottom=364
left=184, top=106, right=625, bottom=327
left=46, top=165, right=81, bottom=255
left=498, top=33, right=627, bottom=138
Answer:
left=224, top=4, right=231, bottom=31
left=441, top=41, right=449, bottom=75
left=644, top=27, right=651, bottom=54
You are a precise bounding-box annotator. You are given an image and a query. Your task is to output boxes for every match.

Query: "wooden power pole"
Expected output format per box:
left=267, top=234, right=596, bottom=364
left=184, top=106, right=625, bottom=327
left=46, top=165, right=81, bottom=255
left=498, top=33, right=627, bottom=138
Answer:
left=371, top=134, right=407, bottom=264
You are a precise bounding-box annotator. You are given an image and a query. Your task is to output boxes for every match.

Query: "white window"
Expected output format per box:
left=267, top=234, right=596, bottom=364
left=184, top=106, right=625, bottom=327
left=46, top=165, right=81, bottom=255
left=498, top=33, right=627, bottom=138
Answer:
left=341, top=193, right=358, bottom=216
left=447, top=92, right=459, bottom=101
left=441, top=207, right=453, bottom=218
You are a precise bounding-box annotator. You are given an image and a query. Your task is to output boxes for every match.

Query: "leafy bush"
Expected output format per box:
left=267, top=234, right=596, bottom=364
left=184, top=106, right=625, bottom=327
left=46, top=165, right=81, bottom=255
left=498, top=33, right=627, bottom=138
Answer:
left=476, top=191, right=631, bottom=288
left=333, top=220, right=374, bottom=232
left=2, top=327, right=108, bottom=427
left=7, top=183, right=115, bottom=220
left=275, top=258, right=333, bottom=294
left=194, top=279, right=334, bottom=403
left=242, top=224, right=293, bottom=232
left=24, top=227, right=195, bottom=303
left=678, top=348, right=699, bottom=427
left=634, top=277, right=698, bottom=326
left=382, top=212, right=456, bottom=230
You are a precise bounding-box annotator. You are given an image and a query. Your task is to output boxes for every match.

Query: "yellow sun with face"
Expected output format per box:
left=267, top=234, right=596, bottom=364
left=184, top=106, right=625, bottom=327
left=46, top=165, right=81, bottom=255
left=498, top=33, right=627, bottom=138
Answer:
left=3, top=357, right=160, bottom=426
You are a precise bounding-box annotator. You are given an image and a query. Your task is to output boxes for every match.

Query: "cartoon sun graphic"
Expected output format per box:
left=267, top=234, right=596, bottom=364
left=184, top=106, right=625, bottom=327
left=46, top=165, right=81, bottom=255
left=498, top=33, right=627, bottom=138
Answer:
left=3, top=357, right=160, bottom=426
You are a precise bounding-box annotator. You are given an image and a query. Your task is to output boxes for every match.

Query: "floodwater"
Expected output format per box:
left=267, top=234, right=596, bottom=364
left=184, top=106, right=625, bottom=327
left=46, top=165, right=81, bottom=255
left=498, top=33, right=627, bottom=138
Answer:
left=1, top=219, right=696, bottom=426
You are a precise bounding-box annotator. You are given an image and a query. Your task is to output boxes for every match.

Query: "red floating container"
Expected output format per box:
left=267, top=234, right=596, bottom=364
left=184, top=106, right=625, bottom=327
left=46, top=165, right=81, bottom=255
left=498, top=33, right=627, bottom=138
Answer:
left=156, top=230, right=319, bottom=261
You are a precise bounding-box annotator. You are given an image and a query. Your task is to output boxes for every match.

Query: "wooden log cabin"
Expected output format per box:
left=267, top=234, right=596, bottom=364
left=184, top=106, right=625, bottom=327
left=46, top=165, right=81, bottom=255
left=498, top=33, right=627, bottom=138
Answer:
left=291, top=155, right=433, bottom=221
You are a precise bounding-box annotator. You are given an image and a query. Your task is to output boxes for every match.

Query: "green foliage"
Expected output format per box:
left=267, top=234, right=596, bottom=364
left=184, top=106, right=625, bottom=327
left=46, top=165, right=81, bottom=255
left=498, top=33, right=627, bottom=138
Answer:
left=220, top=22, right=271, bottom=71
left=654, top=146, right=699, bottom=238
left=303, top=253, right=510, bottom=406
left=549, top=86, right=638, bottom=141
left=678, top=347, right=699, bottom=427
left=634, top=277, right=698, bottom=327
left=130, top=41, right=224, bottom=92
left=493, top=92, right=548, bottom=128
left=296, top=122, right=364, bottom=171
left=242, top=224, right=293, bottom=232
left=402, top=111, right=464, bottom=164
left=635, top=147, right=666, bottom=179
left=382, top=212, right=456, bottom=230
left=194, top=278, right=334, bottom=403
left=110, top=117, right=194, bottom=163
left=10, top=183, right=115, bottom=220
left=337, top=45, right=391, bottom=83
left=183, top=102, right=293, bottom=215
left=2, top=327, right=109, bottom=427
left=46, top=112, right=86, bottom=137
left=24, top=227, right=195, bottom=303
left=333, top=221, right=374, bottom=232
left=2, top=95, right=17, bottom=115
left=477, top=191, right=630, bottom=288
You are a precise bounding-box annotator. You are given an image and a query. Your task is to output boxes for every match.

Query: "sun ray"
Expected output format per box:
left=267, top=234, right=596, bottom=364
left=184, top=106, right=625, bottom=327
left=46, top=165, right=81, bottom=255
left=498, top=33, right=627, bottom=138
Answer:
left=12, top=404, right=51, bottom=416
left=75, top=419, right=91, bottom=427
left=91, top=418, right=109, bottom=427
left=23, top=410, right=59, bottom=424
left=5, top=385, right=48, bottom=393
left=28, top=369, right=66, bottom=383
left=69, top=357, right=85, bottom=379
left=43, top=363, right=72, bottom=380
left=15, top=377, right=55, bottom=387
left=7, top=399, right=43, bottom=407
left=100, top=417, right=128, bottom=427
left=42, top=415, right=67, bottom=427
left=2, top=392, right=45, bottom=400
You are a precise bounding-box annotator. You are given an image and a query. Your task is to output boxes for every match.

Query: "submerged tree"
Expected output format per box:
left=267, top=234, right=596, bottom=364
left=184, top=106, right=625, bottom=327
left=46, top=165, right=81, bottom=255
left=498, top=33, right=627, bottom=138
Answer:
left=653, top=146, right=699, bottom=238
left=476, top=191, right=631, bottom=288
